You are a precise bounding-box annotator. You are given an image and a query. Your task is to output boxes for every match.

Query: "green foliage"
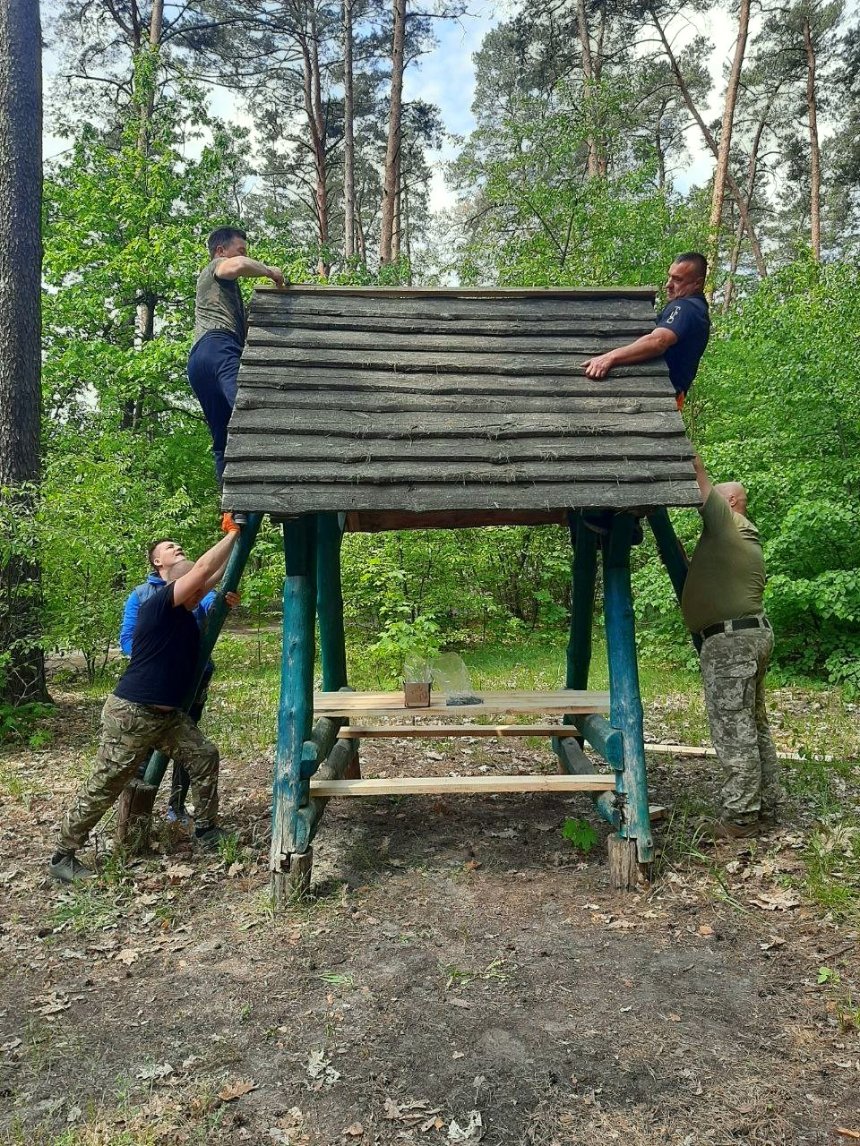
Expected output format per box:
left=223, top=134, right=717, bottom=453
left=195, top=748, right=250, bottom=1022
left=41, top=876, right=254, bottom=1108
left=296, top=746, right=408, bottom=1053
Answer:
left=561, top=817, right=598, bottom=853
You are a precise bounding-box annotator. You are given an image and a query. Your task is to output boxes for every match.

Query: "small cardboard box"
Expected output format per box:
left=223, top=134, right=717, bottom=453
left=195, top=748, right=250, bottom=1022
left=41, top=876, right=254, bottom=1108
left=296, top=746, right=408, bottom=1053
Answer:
left=403, top=681, right=431, bottom=707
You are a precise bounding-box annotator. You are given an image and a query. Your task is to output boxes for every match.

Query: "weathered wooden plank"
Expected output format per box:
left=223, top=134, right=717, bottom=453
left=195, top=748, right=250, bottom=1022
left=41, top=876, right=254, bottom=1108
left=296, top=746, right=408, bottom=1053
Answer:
left=240, top=346, right=668, bottom=377
left=227, top=410, right=683, bottom=438
left=247, top=328, right=654, bottom=356
left=313, top=688, right=609, bottom=714
left=226, top=459, right=696, bottom=485
left=308, top=774, right=616, bottom=797
left=233, top=391, right=675, bottom=416
left=220, top=479, right=701, bottom=513
left=225, top=434, right=693, bottom=464
left=235, top=367, right=673, bottom=397
left=336, top=724, right=585, bottom=739
left=249, top=311, right=655, bottom=338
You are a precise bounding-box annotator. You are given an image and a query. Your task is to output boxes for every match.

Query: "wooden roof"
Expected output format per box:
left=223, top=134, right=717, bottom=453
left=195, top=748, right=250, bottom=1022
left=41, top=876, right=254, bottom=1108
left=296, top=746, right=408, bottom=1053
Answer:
left=221, top=286, right=699, bottom=526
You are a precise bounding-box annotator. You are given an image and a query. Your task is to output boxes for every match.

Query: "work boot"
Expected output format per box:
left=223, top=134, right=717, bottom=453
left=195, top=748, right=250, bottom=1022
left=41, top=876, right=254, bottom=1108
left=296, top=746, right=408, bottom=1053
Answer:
left=195, top=824, right=230, bottom=851
left=49, top=851, right=95, bottom=884
left=699, top=818, right=760, bottom=841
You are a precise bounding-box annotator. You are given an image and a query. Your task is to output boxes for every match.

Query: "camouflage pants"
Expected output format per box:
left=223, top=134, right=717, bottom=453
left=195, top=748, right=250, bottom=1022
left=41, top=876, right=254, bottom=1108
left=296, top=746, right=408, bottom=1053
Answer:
left=699, top=623, right=783, bottom=823
left=58, top=694, right=220, bottom=852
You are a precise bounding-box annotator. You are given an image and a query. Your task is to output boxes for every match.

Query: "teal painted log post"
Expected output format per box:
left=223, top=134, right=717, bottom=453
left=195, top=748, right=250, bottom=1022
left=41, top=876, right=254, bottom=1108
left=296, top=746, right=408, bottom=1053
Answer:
left=558, top=512, right=617, bottom=826
left=271, top=515, right=317, bottom=906
left=141, top=513, right=264, bottom=790
left=647, top=507, right=701, bottom=653
left=602, top=513, right=653, bottom=869
left=316, top=513, right=348, bottom=691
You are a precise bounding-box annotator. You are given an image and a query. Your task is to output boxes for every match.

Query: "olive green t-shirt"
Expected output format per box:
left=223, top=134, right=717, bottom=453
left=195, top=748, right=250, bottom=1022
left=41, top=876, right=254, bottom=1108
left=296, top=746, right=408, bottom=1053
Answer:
left=681, top=489, right=766, bottom=632
left=192, top=258, right=246, bottom=347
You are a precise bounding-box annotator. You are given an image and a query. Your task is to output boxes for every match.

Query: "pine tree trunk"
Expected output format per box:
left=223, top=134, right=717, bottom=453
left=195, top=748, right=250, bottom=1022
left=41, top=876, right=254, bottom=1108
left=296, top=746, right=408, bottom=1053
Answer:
left=576, top=0, right=600, bottom=178
left=803, top=15, right=822, bottom=261
left=707, top=0, right=750, bottom=279
left=343, top=0, right=356, bottom=261
left=380, top=0, right=406, bottom=264
left=300, top=16, right=330, bottom=276
left=0, top=0, right=48, bottom=704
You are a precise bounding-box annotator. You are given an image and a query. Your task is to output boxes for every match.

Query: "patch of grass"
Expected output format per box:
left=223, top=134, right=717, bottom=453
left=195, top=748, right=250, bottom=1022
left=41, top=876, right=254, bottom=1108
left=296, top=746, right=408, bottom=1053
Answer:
left=0, top=760, right=29, bottom=799
left=216, top=831, right=242, bottom=866
left=50, top=877, right=133, bottom=934
left=317, top=970, right=356, bottom=988
left=802, top=818, right=860, bottom=921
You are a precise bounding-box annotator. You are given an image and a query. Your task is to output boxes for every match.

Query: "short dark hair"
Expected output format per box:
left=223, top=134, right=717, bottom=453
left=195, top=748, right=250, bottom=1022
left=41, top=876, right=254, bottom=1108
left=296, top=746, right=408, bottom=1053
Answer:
left=674, top=251, right=708, bottom=280
left=147, top=538, right=172, bottom=568
left=207, top=226, right=247, bottom=257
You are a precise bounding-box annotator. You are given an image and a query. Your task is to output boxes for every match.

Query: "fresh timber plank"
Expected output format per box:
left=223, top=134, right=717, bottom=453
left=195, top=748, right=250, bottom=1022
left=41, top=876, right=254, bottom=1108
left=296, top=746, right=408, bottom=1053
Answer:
left=236, top=368, right=673, bottom=397
left=233, top=391, right=673, bottom=416
left=227, top=459, right=696, bottom=486
left=308, top=774, right=616, bottom=797
left=313, top=689, right=609, bottom=716
left=222, top=479, right=702, bottom=514
left=336, top=724, right=586, bottom=738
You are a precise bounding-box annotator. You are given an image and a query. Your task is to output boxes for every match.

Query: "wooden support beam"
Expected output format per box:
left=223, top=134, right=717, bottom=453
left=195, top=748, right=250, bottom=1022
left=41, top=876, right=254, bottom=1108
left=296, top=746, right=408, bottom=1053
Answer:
left=567, top=511, right=599, bottom=698
left=573, top=713, right=624, bottom=769
left=297, top=738, right=359, bottom=847
left=336, top=723, right=585, bottom=739
left=271, top=515, right=317, bottom=907
left=603, top=514, right=653, bottom=870
left=647, top=508, right=701, bottom=654
left=309, top=774, right=616, bottom=797
left=316, top=512, right=348, bottom=691
left=554, top=737, right=619, bottom=828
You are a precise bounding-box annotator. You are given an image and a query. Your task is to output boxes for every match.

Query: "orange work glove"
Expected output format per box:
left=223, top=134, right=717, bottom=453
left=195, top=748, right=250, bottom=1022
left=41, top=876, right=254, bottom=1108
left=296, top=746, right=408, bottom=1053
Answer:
left=220, top=512, right=241, bottom=535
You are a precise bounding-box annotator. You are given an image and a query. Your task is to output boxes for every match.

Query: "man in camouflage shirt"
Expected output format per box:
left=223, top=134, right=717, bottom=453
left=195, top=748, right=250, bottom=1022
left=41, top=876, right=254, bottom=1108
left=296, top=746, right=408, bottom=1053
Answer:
left=49, top=522, right=242, bottom=883
left=681, top=455, right=783, bottom=837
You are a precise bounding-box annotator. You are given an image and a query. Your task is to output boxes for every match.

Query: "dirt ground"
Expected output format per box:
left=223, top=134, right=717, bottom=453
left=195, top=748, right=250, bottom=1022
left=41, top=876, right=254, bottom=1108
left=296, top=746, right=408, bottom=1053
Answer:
left=1, top=691, right=859, bottom=1145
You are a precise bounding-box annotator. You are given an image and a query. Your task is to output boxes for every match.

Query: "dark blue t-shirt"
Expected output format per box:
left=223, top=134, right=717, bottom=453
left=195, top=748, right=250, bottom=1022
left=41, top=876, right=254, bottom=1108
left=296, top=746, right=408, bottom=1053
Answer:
left=114, top=583, right=200, bottom=709
left=656, top=293, right=711, bottom=396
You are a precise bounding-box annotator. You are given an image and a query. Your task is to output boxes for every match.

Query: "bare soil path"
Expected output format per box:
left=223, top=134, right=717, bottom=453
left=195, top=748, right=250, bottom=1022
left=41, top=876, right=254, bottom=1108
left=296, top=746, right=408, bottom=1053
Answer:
left=1, top=692, right=858, bottom=1145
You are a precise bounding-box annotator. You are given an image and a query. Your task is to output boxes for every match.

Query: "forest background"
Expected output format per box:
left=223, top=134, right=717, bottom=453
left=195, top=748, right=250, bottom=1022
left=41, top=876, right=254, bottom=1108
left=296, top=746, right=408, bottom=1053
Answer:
left=2, top=0, right=860, bottom=710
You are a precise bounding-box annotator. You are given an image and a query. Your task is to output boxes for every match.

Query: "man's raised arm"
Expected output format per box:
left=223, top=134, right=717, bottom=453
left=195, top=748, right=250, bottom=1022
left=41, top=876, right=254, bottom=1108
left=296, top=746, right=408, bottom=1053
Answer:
left=214, top=256, right=285, bottom=287
left=173, top=531, right=239, bottom=608
left=581, top=326, right=678, bottom=379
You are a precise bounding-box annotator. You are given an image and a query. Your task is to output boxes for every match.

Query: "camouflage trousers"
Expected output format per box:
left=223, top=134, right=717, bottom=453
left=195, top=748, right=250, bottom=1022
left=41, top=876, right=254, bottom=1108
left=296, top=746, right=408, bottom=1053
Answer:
left=58, top=694, right=220, bottom=852
left=699, top=623, right=783, bottom=823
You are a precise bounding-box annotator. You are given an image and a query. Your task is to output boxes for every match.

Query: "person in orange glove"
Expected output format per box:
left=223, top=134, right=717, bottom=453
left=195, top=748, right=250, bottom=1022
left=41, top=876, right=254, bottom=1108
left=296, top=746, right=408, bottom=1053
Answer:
left=581, top=253, right=710, bottom=410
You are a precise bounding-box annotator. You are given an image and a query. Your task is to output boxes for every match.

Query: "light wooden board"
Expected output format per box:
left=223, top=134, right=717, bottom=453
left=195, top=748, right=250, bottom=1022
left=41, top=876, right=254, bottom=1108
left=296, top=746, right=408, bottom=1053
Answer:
left=336, top=724, right=585, bottom=739
left=313, top=689, right=609, bottom=716
left=308, top=774, right=616, bottom=797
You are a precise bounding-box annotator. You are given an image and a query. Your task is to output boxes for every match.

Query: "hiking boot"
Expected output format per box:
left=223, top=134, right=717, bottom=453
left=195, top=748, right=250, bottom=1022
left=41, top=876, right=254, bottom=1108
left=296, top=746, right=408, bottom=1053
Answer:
left=195, top=824, right=230, bottom=851
left=49, top=851, right=95, bottom=884
left=699, top=818, right=760, bottom=841
left=166, top=805, right=193, bottom=829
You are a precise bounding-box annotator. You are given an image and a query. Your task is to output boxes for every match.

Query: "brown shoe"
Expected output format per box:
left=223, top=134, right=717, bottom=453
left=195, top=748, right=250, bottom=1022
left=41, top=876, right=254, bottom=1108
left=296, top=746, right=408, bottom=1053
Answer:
left=698, top=818, right=760, bottom=840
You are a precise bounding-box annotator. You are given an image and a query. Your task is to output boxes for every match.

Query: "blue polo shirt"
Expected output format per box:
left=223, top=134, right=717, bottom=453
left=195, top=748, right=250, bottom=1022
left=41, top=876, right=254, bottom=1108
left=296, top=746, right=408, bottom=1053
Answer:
left=114, top=584, right=200, bottom=709
left=656, top=293, right=711, bottom=396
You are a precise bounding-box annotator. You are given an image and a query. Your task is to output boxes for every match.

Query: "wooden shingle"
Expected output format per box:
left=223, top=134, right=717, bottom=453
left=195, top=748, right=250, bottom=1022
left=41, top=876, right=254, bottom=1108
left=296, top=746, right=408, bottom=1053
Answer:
left=222, top=286, right=699, bottom=525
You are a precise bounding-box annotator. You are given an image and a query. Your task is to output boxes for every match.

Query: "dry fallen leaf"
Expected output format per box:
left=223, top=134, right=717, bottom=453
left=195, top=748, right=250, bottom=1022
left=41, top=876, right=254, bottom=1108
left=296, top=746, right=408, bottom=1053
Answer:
left=218, top=1079, right=259, bottom=1102
left=835, top=1131, right=860, bottom=1141
left=165, top=863, right=195, bottom=881
left=750, top=890, right=802, bottom=912
left=697, top=924, right=715, bottom=937
left=666, top=1013, right=682, bottom=1023
left=343, top=1122, right=364, bottom=1137
left=116, top=948, right=139, bottom=965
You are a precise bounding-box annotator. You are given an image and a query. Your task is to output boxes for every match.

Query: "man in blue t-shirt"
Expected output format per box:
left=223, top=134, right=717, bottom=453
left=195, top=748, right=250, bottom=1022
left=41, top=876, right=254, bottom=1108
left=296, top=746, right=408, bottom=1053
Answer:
left=582, top=252, right=711, bottom=409
left=120, top=537, right=220, bottom=826
left=50, top=521, right=242, bottom=884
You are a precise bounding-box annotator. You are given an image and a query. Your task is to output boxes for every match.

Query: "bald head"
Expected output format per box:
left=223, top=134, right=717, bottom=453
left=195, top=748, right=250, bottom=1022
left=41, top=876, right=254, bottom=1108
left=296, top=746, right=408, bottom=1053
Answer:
left=714, top=481, right=747, bottom=516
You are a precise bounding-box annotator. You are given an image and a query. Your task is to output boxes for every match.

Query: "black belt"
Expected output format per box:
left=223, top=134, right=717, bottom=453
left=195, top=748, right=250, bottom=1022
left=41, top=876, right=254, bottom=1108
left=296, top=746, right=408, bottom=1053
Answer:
left=699, top=616, right=771, bottom=642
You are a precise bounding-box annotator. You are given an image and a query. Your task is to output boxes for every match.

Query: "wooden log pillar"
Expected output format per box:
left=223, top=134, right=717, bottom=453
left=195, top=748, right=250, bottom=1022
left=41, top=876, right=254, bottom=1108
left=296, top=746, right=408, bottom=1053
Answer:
left=647, top=507, right=701, bottom=653
left=316, top=512, right=359, bottom=779
left=117, top=514, right=264, bottom=850
left=271, top=514, right=317, bottom=908
left=559, top=511, right=618, bottom=827
left=602, top=513, right=653, bottom=884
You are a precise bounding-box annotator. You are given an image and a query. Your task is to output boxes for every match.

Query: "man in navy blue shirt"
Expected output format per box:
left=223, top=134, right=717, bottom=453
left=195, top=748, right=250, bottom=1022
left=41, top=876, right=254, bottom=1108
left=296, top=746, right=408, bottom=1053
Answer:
left=50, top=522, right=241, bottom=883
left=119, top=537, right=221, bottom=827
left=582, top=253, right=711, bottom=409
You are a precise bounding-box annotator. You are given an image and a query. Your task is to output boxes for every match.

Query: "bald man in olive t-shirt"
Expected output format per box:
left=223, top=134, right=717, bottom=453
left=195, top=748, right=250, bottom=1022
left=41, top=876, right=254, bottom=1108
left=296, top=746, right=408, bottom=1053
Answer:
left=681, top=455, right=783, bottom=838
